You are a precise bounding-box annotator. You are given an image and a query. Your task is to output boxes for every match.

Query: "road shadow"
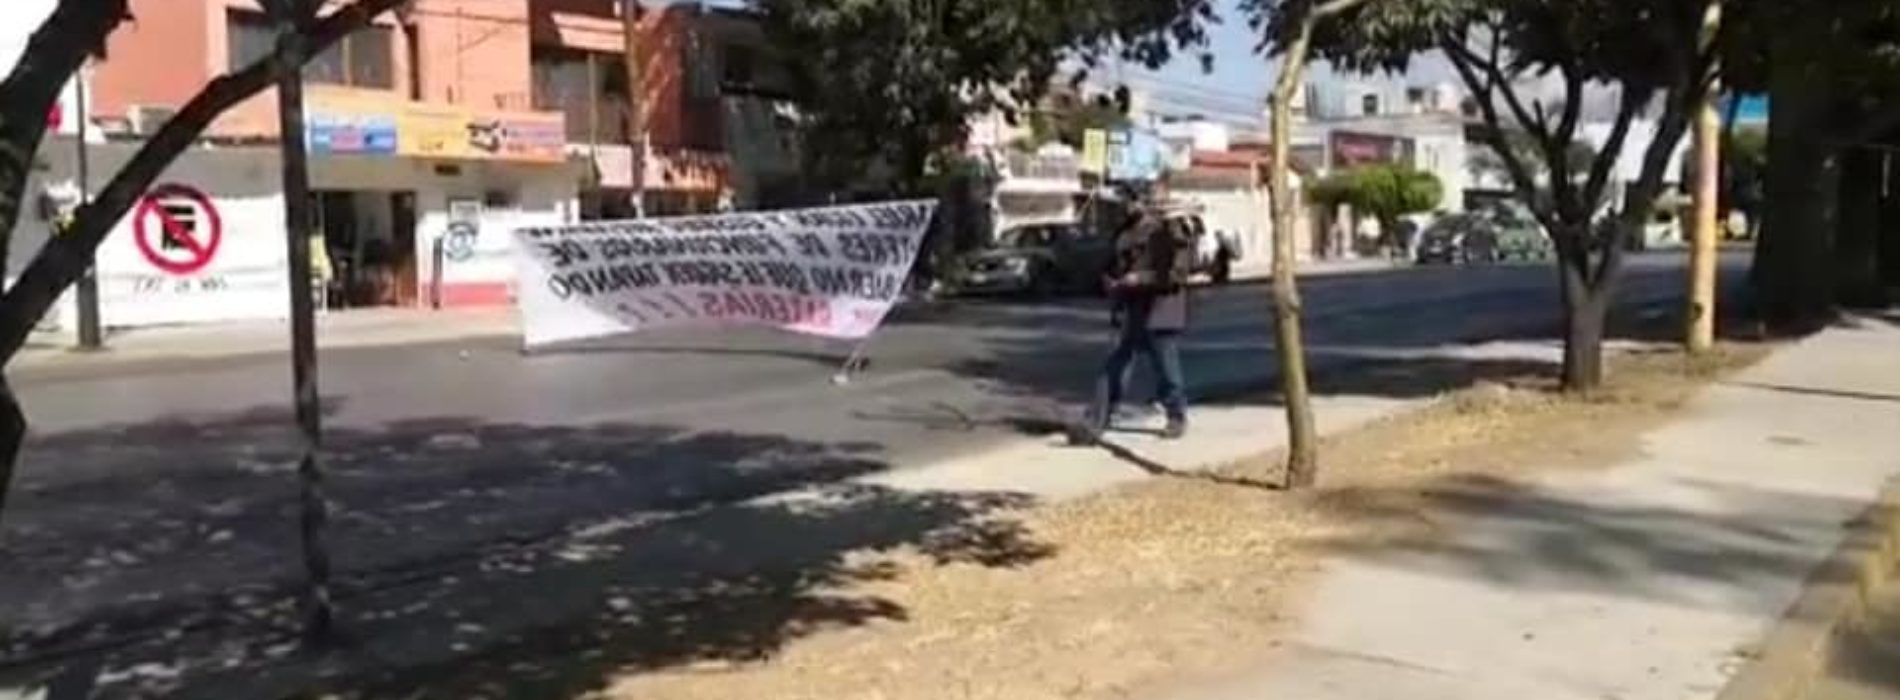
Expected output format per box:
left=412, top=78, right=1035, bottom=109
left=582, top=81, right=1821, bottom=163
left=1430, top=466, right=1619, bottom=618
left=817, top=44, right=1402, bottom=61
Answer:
left=917, top=323, right=1564, bottom=437
left=1300, top=474, right=1866, bottom=614
left=0, top=405, right=1051, bottom=698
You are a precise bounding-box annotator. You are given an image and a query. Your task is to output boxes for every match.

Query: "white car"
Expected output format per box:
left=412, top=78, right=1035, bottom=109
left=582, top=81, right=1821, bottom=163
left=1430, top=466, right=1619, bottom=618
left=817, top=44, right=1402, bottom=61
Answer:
left=1155, top=209, right=1241, bottom=284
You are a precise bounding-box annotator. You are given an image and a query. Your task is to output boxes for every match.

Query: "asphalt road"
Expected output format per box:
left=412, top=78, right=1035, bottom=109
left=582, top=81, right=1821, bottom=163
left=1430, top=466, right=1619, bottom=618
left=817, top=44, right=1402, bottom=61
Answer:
left=0, top=253, right=1737, bottom=670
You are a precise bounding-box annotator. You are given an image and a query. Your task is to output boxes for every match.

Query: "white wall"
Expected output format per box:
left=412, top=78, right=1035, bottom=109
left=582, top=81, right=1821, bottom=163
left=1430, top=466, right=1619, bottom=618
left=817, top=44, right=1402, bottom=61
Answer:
left=1411, top=131, right=1468, bottom=212
left=310, top=156, right=580, bottom=303
left=1173, top=171, right=1306, bottom=264
left=13, top=141, right=291, bottom=329
left=1182, top=186, right=1267, bottom=259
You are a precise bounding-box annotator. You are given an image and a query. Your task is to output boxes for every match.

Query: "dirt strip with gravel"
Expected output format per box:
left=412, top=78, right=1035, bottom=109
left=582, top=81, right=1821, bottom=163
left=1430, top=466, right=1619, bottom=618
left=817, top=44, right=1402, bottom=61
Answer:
left=598, top=342, right=1773, bottom=700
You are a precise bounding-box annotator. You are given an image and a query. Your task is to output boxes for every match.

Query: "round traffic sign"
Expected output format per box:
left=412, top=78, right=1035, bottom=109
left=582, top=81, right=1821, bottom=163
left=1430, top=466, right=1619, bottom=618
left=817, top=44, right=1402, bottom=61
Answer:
left=444, top=220, right=478, bottom=262
left=133, top=183, right=223, bottom=276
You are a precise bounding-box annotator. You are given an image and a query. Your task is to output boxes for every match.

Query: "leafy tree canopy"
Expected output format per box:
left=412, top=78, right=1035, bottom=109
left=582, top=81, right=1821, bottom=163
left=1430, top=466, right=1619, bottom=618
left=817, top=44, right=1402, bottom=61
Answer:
left=1310, top=164, right=1443, bottom=223
left=752, top=0, right=1214, bottom=194
left=1252, top=0, right=1722, bottom=391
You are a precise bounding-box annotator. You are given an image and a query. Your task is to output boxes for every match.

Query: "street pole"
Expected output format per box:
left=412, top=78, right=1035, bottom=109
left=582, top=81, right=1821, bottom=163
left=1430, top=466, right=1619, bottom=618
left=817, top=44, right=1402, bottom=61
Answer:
left=1687, top=0, right=1722, bottom=354
left=623, top=0, right=646, bottom=217
left=74, top=66, right=103, bottom=351
left=269, top=0, right=334, bottom=641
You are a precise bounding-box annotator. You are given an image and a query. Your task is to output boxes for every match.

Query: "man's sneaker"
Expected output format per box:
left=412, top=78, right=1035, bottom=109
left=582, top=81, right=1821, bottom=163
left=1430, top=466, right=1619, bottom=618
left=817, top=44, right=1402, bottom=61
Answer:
left=1162, top=418, right=1188, bottom=440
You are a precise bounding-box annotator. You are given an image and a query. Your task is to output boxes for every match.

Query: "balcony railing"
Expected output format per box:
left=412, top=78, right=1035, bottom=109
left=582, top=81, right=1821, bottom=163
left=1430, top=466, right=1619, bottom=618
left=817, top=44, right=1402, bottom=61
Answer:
left=539, top=97, right=633, bottom=144
left=1004, top=151, right=1080, bottom=182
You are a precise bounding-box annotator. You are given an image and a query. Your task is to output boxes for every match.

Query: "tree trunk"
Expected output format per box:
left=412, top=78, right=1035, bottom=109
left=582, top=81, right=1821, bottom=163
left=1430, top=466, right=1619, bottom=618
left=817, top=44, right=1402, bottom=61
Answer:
left=1550, top=260, right=1611, bottom=391
left=1560, top=269, right=1608, bottom=391
left=0, top=375, right=26, bottom=520
left=1687, top=82, right=1721, bottom=354
left=1270, top=9, right=1334, bottom=490
left=1751, top=24, right=1841, bottom=331
left=271, top=0, right=334, bottom=642
left=1881, top=153, right=1900, bottom=290
left=1834, top=148, right=1886, bottom=308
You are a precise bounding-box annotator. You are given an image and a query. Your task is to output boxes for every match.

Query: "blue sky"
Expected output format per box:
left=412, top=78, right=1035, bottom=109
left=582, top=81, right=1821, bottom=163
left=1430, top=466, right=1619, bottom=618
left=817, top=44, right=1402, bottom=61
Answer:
left=700, top=0, right=1451, bottom=124
left=1099, top=0, right=1455, bottom=124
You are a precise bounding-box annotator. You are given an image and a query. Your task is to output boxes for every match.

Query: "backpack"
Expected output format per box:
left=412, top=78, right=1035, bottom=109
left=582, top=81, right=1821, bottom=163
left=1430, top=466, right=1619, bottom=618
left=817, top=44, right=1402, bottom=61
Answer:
left=1114, top=215, right=1193, bottom=291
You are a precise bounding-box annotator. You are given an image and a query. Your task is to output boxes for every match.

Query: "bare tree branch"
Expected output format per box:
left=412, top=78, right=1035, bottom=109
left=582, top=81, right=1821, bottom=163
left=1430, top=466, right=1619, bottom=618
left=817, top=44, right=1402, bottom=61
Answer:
left=1582, top=85, right=1644, bottom=212
left=0, top=0, right=132, bottom=279
left=1599, top=100, right=1694, bottom=291
left=1440, top=32, right=1554, bottom=231
left=0, top=0, right=407, bottom=362
left=1544, top=67, right=1586, bottom=222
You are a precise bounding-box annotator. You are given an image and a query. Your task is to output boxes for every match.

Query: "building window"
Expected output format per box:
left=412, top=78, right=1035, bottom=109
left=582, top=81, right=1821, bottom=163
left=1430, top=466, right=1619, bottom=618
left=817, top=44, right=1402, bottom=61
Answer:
left=531, top=46, right=631, bottom=143
left=227, top=10, right=393, bottom=89
left=1361, top=93, right=1381, bottom=116
left=405, top=24, right=423, bottom=100
left=683, top=27, right=720, bottom=101
left=722, top=43, right=756, bottom=89
left=227, top=11, right=275, bottom=69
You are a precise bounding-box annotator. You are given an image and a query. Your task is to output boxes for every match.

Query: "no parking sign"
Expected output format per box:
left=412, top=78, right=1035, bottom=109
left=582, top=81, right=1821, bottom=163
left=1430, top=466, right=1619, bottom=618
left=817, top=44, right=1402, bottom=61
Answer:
left=132, top=183, right=223, bottom=276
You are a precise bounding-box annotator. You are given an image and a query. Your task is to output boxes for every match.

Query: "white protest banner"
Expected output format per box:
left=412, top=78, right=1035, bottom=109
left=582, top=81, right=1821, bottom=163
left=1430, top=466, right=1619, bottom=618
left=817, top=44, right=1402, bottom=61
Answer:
left=512, top=200, right=936, bottom=347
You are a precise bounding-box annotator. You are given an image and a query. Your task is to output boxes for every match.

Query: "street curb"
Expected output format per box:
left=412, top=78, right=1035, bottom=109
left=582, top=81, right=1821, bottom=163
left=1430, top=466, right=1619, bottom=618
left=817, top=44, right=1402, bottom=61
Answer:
left=1713, top=479, right=1900, bottom=700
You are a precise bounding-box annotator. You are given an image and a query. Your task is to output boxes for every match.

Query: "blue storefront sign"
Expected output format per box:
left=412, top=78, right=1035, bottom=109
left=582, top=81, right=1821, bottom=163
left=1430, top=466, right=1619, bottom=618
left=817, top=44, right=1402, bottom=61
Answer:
left=1106, top=128, right=1168, bottom=183
left=308, top=113, right=399, bottom=155
left=1721, top=94, right=1769, bottom=125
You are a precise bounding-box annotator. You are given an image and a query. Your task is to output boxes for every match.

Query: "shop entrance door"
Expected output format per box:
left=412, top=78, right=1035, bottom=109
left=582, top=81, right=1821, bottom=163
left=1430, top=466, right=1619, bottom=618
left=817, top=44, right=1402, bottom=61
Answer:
left=314, top=190, right=416, bottom=308
left=390, top=191, right=418, bottom=306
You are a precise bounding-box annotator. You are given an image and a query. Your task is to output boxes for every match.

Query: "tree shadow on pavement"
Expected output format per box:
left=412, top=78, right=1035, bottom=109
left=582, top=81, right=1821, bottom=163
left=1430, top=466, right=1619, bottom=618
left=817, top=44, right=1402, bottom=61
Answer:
left=0, top=405, right=1052, bottom=698
left=904, top=324, right=1564, bottom=438
left=1300, top=474, right=1865, bottom=614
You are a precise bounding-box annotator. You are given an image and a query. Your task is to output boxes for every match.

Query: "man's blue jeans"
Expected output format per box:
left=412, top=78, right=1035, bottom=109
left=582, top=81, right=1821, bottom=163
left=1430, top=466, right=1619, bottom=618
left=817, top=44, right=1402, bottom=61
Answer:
left=1089, top=323, right=1187, bottom=429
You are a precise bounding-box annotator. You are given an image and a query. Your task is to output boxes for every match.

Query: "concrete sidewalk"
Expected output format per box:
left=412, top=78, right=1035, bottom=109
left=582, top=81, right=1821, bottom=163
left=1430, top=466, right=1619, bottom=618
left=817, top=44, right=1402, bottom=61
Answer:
left=1150, top=318, right=1900, bottom=700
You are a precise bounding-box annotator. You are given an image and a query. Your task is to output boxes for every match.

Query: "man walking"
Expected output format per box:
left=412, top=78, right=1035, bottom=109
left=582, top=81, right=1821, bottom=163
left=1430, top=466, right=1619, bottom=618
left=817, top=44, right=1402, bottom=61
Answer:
left=1079, top=207, right=1193, bottom=443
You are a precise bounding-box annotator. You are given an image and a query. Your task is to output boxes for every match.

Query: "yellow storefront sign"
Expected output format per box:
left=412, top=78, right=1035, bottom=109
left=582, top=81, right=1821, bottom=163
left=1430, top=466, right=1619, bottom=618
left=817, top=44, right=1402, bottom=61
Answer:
left=1081, top=128, right=1109, bottom=174
left=304, top=88, right=564, bottom=163
left=397, top=105, right=564, bottom=163
left=398, top=105, right=470, bottom=159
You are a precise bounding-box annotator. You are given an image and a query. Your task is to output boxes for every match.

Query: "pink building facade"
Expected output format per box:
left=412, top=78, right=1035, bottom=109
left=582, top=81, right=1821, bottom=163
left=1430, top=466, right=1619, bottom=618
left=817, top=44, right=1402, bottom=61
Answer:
left=78, top=0, right=790, bottom=311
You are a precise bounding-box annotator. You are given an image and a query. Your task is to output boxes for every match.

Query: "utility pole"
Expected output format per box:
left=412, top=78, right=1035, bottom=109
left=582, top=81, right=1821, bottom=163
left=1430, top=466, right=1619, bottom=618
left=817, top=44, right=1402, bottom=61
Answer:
left=1687, top=0, right=1722, bottom=354
left=74, top=65, right=103, bottom=352
left=622, top=0, right=647, bottom=217
left=269, top=0, right=334, bottom=641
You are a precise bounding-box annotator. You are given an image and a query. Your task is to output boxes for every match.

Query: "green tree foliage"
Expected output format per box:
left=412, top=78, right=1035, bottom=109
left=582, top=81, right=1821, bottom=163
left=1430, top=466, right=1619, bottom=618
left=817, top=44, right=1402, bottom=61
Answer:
left=1724, top=0, right=1900, bottom=325
left=752, top=0, right=1213, bottom=195
left=1256, top=0, right=1723, bottom=390
left=1311, top=164, right=1443, bottom=224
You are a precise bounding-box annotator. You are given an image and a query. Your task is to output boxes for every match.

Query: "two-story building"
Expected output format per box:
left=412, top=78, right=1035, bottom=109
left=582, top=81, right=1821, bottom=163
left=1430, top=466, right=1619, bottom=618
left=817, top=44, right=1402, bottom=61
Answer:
left=20, top=0, right=796, bottom=328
